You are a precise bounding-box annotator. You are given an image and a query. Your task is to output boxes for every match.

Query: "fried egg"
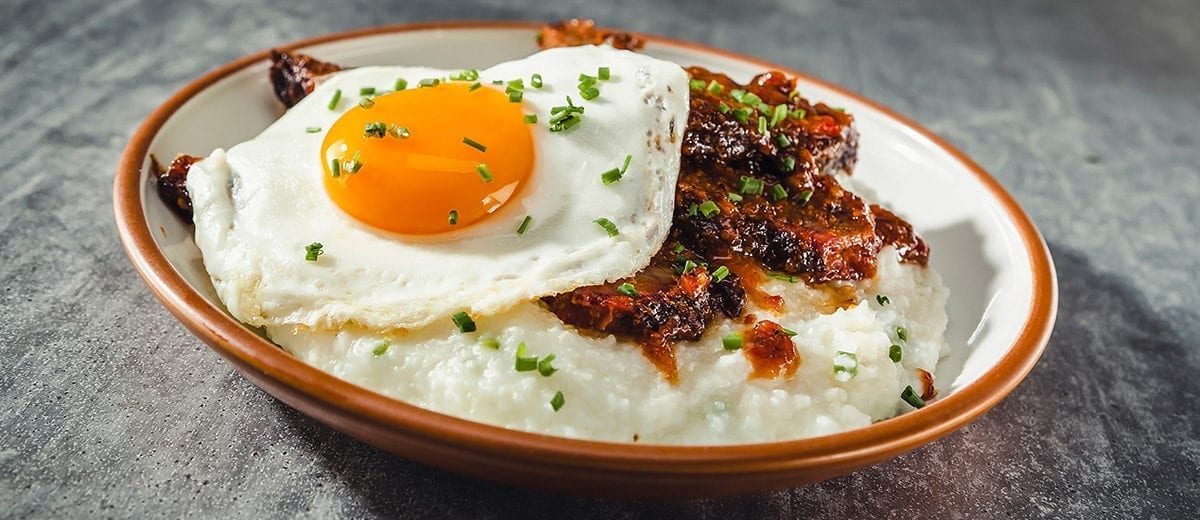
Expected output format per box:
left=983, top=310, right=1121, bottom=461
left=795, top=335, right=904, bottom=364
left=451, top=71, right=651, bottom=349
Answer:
left=187, top=46, right=689, bottom=332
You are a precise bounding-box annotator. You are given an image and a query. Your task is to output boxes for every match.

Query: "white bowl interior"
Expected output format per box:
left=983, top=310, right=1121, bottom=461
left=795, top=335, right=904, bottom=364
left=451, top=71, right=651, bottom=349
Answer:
left=141, top=27, right=1035, bottom=396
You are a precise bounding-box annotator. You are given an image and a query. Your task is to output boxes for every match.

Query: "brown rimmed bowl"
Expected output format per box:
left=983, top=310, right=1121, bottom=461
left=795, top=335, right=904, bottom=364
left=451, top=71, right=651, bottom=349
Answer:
left=114, top=21, right=1057, bottom=498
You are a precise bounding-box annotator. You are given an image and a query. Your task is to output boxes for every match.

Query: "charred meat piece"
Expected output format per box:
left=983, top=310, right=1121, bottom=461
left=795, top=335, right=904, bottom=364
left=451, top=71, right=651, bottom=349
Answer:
left=151, top=154, right=203, bottom=221
left=268, top=50, right=345, bottom=108
left=548, top=52, right=928, bottom=380
left=871, top=205, right=930, bottom=266
left=543, top=247, right=744, bottom=383
left=683, top=68, right=858, bottom=179
left=536, top=19, right=646, bottom=51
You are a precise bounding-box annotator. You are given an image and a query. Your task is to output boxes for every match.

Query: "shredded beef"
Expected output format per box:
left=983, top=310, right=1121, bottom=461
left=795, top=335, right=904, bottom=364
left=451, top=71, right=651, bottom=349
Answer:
left=536, top=19, right=646, bottom=51
left=151, top=154, right=202, bottom=221
left=268, top=49, right=345, bottom=108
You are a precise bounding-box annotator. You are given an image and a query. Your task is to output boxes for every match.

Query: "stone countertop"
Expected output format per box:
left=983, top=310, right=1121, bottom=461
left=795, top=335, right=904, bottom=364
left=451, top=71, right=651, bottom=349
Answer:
left=2, top=0, right=1197, bottom=517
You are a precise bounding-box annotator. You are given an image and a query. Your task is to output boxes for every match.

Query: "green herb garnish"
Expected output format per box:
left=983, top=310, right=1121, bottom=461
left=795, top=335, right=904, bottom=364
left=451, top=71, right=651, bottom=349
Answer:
left=901, top=385, right=925, bottom=408
left=451, top=311, right=476, bottom=333
left=594, top=218, right=619, bottom=237
left=722, top=332, right=743, bottom=351
left=304, top=242, right=323, bottom=262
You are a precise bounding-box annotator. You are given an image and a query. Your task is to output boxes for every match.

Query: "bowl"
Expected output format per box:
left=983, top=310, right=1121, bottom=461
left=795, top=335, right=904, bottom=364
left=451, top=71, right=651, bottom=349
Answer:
left=114, top=21, right=1057, bottom=498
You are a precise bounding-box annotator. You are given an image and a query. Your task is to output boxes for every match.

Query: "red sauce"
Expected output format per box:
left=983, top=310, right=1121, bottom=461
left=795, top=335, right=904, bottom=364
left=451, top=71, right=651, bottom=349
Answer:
left=743, top=320, right=801, bottom=380
left=917, top=368, right=937, bottom=401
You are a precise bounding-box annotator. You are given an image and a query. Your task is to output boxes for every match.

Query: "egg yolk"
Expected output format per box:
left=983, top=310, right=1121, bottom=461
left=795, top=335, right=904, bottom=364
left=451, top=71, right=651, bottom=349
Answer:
left=321, top=82, right=534, bottom=235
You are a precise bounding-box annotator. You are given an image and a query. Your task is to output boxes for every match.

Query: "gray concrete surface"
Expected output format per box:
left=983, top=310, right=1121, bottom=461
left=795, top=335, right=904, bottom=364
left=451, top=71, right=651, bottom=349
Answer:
left=2, top=0, right=1198, bottom=517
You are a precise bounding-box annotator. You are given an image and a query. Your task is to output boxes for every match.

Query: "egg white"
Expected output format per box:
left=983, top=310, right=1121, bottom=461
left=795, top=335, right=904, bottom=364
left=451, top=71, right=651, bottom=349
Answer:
left=187, top=46, right=690, bottom=332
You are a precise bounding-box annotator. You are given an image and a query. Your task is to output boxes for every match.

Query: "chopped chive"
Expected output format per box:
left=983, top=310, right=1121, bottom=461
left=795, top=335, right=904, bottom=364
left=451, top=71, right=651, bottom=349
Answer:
left=304, top=242, right=323, bottom=262
left=419, top=78, right=440, bottom=88
left=732, top=108, right=750, bottom=123
left=600, top=167, right=622, bottom=185
left=757, top=103, right=772, bottom=116
left=776, top=134, right=791, bottom=148
left=726, top=192, right=743, bottom=202
left=537, top=354, right=558, bottom=377
left=327, top=89, right=342, bottom=110
left=550, top=390, right=565, bottom=411
left=620, top=154, right=632, bottom=173
left=730, top=89, right=746, bottom=102
left=767, top=271, right=798, bottom=283
left=689, top=79, right=705, bottom=90
left=523, top=114, right=537, bottom=124
left=833, top=351, right=859, bottom=382
left=737, top=176, right=765, bottom=195
left=771, top=104, right=789, bottom=127
left=901, top=385, right=925, bottom=408
left=449, top=68, right=479, bottom=81
left=722, top=332, right=743, bottom=351
left=451, top=311, right=477, bottom=333
left=506, top=78, right=525, bottom=91
left=833, top=107, right=846, bottom=112
left=363, top=121, right=387, bottom=138
left=388, top=125, right=410, bottom=138
left=448, top=210, right=459, bottom=225
left=771, top=184, right=788, bottom=201
left=305, top=126, right=321, bottom=133
left=889, top=345, right=903, bottom=362
left=896, top=326, right=909, bottom=342
left=530, top=73, right=543, bottom=88
left=394, top=78, right=408, bottom=91
left=475, top=163, right=494, bottom=182
left=711, top=266, right=730, bottom=283
left=515, top=342, right=538, bottom=371
left=782, top=157, right=796, bottom=172
left=597, top=66, right=611, bottom=80
left=491, top=79, right=504, bottom=85
left=593, top=217, right=619, bottom=237
left=358, top=97, right=375, bottom=109
left=344, top=151, right=363, bottom=173
left=782, top=327, right=798, bottom=337
left=617, top=282, right=638, bottom=296
left=741, top=92, right=762, bottom=106
left=372, top=340, right=390, bottom=356
left=462, top=136, right=487, bottom=153
left=329, top=158, right=341, bottom=178
left=480, top=337, right=501, bottom=350
left=877, top=295, right=891, bottom=306
left=548, top=96, right=585, bottom=132
left=687, top=203, right=699, bottom=217
left=508, top=90, right=523, bottom=102
left=468, top=82, right=482, bottom=91
left=578, top=73, right=597, bottom=87
left=797, top=189, right=814, bottom=204
left=790, top=108, right=807, bottom=119
left=517, top=215, right=533, bottom=235
left=757, top=116, right=768, bottom=135
left=706, top=80, right=723, bottom=94
left=718, top=102, right=731, bottom=114
left=579, top=86, right=600, bottom=100
left=672, top=244, right=685, bottom=254
left=698, top=200, right=720, bottom=218
left=359, top=86, right=376, bottom=96
left=681, top=259, right=698, bottom=274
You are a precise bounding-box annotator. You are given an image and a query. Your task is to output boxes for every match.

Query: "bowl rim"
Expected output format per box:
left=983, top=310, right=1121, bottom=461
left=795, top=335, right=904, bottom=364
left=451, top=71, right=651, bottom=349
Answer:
left=113, top=20, right=1057, bottom=474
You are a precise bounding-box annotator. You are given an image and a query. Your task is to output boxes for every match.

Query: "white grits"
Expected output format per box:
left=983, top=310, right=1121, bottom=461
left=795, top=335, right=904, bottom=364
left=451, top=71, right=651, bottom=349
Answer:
left=266, top=247, right=948, bottom=444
